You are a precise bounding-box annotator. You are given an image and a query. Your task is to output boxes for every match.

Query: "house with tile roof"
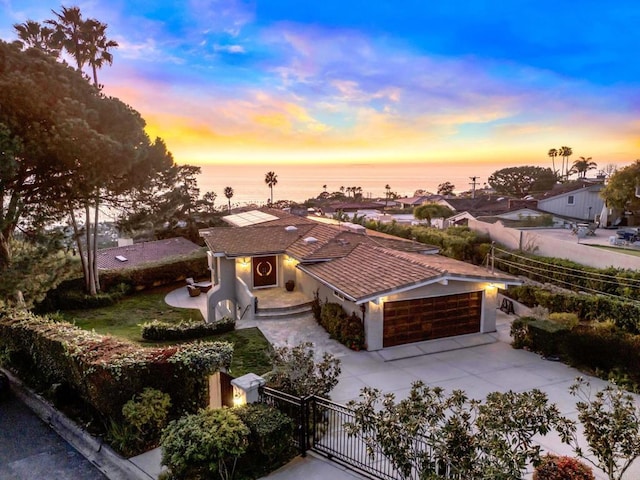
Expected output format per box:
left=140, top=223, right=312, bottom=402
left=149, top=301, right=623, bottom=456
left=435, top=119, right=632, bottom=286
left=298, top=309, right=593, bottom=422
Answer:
left=200, top=209, right=519, bottom=351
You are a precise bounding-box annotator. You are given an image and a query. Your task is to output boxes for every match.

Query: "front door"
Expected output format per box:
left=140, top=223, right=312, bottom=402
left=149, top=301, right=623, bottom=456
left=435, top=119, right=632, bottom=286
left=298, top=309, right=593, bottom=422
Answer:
left=252, top=255, right=277, bottom=288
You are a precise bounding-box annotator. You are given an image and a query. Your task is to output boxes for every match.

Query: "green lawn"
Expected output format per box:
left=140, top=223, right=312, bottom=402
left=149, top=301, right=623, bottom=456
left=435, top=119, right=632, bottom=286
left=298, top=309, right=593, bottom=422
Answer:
left=60, top=287, right=273, bottom=377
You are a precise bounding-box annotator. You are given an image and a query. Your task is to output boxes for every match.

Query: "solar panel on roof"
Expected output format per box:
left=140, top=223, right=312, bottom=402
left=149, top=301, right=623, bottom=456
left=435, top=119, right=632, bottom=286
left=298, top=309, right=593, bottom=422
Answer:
left=225, top=210, right=279, bottom=227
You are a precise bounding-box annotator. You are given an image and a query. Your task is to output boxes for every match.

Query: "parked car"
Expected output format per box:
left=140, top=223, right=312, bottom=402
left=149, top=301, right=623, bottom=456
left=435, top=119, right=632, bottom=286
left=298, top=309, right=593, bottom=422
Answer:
left=0, top=371, right=10, bottom=400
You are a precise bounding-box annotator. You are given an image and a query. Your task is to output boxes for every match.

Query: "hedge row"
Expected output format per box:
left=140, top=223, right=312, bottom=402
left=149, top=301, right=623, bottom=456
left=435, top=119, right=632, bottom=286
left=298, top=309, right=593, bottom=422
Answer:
left=36, top=250, right=208, bottom=312
left=0, top=310, right=233, bottom=420
left=495, top=250, right=640, bottom=300
left=505, top=285, right=640, bottom=334
left=361, top=222, right=491, bottom=265
left=512, top=317, right=640, bottom=390
left=141, top=317, right=235, bottom=341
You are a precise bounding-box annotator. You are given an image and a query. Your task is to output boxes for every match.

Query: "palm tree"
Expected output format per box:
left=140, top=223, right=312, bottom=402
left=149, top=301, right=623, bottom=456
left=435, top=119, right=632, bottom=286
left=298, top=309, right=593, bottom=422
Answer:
left=224, top=186, right=234, bottom=212
left=82, top=18, right=118, bottom=87
left=547, top=148, right=558, bottom=176
left=558, top=146, right=573, bottom=180
left=13, top=20, right=60, bottom=55
left=571, top=156, right=597, bottom=178
left=264, top=171, right=278, bottom=205
left=46, top=6, right=86, bottom=71
left=46, top=7, right=118, bottom=88
left=322, top=184, right=327, bottom=192
left=385, top=184, right=391, bottom=207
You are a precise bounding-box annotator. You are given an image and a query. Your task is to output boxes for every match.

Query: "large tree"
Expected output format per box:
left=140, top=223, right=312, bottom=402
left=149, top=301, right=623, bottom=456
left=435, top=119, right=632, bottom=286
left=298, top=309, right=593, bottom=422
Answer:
left=600, top=160, right=640, bottom=211
left=0, top=40, right=174, bottom=295
left=414, top=203, right=454, bottom=225
left=437, top=181, right=455, bottom=196
left=488, top=166, right=557, bottom=197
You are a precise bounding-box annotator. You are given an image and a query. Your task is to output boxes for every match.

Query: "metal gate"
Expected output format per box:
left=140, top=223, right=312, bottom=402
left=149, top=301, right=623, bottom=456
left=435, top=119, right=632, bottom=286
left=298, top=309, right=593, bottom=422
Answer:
left=259, top=387, right=453, bottom=480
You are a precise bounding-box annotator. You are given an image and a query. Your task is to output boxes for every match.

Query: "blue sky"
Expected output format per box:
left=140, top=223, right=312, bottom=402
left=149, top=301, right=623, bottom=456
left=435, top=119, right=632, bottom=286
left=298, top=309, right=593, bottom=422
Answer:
left=1, top=0, right=638, bottom=167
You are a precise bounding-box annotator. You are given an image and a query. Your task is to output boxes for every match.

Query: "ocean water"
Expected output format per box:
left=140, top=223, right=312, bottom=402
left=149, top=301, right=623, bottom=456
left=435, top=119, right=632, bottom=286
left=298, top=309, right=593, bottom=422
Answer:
left=195, top=161, right=532, bottom=207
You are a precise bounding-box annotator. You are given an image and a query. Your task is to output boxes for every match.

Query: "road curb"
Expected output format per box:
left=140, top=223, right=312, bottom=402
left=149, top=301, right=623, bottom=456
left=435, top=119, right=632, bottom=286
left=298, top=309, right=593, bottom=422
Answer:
left=1, top=368, right=155, bottom=480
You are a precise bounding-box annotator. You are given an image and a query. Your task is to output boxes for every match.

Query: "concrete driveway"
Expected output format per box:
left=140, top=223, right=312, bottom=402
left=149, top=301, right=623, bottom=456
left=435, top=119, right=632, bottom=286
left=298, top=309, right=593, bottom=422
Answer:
left=255, top=310, right=640, bottom=480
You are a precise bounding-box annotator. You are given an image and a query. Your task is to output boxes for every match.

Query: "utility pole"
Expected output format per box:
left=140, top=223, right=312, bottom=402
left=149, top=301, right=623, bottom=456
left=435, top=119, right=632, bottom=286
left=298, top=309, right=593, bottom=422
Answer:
left=469, top=176, right=479, bottom=199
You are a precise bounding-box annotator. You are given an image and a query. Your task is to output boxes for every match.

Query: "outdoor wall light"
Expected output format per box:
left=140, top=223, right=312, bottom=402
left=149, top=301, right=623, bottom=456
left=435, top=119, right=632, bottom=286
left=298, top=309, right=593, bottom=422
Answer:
left=232, top=387, right=246, bottom=407
left=240, top=257, right=250, bottom=268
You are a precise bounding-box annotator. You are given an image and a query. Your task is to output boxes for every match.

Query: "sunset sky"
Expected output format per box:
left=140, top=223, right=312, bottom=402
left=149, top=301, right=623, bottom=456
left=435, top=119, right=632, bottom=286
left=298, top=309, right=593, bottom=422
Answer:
left=2, top=1, right=639, bottom=168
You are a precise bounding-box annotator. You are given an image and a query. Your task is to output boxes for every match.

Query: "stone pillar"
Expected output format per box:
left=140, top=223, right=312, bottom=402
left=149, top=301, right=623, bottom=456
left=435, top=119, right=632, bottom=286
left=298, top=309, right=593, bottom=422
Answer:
left=230, top=373, right=266, bottom=406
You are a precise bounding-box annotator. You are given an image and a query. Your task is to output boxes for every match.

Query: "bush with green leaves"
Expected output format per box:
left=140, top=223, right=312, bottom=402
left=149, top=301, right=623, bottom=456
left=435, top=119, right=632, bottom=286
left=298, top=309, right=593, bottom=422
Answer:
left=234, top=403, right=295, bottom=476
left=141, top=317, right=235, bottom=341
left=107, top=388, right=172, bottom=456
left=568, top=378, right=640, bottom=480
left=345, top=381, right=575, bottom=480
left=123, top=388, right=172, bottom=441
left=315, top=302, right=365, bottom=350
left=533, top=454, right=594, bottom=480
left=264, top=342, right=341, bottom=399
left=161, top=407, right=249, bottom=480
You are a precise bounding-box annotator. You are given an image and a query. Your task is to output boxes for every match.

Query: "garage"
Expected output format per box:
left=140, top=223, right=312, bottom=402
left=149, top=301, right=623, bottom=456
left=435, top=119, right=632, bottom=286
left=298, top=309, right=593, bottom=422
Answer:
left=383, top=291, right=482, bottom=347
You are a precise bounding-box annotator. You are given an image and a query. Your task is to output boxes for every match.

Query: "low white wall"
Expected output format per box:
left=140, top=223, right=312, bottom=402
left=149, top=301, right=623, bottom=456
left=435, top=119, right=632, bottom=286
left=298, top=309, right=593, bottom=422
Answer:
left=470, top=219, right=640, bottom=270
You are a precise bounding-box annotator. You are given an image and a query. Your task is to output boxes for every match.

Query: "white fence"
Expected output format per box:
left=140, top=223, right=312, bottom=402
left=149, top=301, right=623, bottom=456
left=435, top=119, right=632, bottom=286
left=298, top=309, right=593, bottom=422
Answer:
left=470, top=219, right=640, bottom=270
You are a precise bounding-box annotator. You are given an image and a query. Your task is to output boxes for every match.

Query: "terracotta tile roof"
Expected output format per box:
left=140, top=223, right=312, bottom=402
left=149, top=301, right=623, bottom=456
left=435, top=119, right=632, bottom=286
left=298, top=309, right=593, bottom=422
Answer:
left=299, top=244, right=444, bottom=301
left=299, top=244, right=518, bottom=301
left=201, top=224, right=317, bottom=257
left=96, top=238, right=202, bottom=270
left=201, top=219, right=438, bottom=261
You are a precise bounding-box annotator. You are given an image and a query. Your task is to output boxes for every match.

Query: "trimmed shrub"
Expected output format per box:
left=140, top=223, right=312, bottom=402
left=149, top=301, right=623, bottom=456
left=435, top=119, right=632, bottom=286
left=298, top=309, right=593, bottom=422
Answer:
left=141, top=317, right=235, bottom=341
left=533, top=454, right=594, bottom=480
left=509, top=317, right=568, bottom=357
left=234, top=403, right=296, bottom=476
left=548, top=312, right=579, bottom=330
left=161, top=407, right=249, bottom=480
left=505, top=285, right=640, bottom=334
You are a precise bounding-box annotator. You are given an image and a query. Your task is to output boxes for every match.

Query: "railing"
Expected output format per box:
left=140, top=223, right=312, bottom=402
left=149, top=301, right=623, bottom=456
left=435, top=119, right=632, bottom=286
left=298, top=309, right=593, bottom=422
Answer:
left=259, top=386, right=310, bottom=455
left=259, top=388, right=454, bottom=480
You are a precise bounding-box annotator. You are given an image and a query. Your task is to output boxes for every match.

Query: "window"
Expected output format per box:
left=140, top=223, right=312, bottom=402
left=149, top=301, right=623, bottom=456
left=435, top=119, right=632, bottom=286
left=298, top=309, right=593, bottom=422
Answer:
left=567, top=195, right=575, bottom=205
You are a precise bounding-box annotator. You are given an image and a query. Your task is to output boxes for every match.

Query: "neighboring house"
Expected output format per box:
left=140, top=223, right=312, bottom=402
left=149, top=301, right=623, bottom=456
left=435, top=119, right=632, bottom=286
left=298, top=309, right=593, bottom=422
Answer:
left=200, top=209, right=519, bottom=351
left=534, top=180, right=604, bottom=222
left=478, top=208, right=567, bottom=227
left=395, top=195, right=432, bottom=209
left=96, top=237, right=202, bottom=270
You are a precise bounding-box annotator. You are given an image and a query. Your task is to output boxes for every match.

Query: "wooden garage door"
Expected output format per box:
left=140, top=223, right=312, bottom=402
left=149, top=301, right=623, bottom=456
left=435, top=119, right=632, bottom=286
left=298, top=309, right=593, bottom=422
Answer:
left=383, top=292, right=482, bottom=348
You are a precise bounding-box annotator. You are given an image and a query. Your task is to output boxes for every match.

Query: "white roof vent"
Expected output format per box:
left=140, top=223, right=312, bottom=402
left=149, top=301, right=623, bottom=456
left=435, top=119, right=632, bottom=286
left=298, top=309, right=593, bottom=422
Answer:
left=344, top=223, right=366, bottom=234
left=285, top=225, right=298, bottom=232
left=115, top=255, right=128, bottom=262
left=303, top=236, right=318, bottom=244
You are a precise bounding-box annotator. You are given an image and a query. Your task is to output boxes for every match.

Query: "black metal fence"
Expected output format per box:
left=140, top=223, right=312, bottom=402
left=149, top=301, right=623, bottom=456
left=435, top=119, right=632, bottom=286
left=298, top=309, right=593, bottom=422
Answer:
left=259, top=387, right=454, bottom=480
